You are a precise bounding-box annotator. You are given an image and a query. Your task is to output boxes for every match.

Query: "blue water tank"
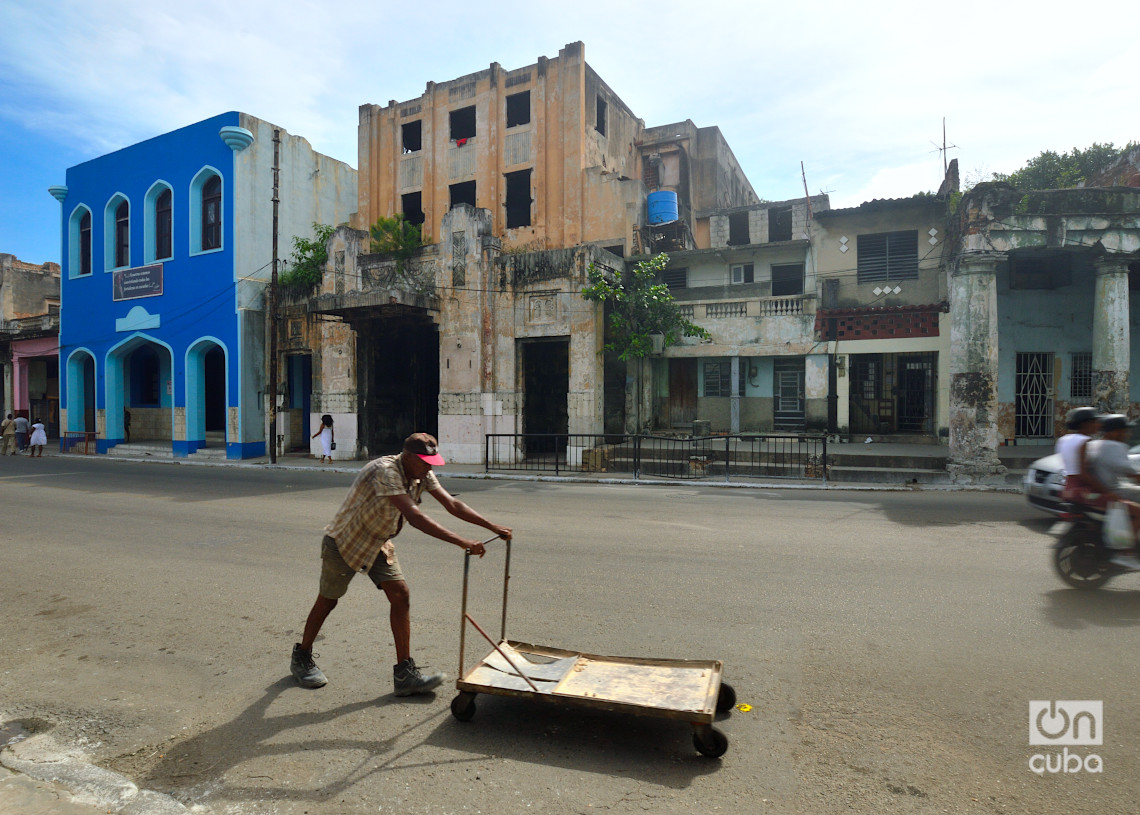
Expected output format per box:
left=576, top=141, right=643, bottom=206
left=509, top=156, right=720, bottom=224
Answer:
left=647, top=190, right=679, bottom=224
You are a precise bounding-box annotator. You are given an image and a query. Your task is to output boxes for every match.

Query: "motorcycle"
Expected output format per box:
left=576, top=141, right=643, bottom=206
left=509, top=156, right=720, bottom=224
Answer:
left=1052, top=504, right=1140, bottom=589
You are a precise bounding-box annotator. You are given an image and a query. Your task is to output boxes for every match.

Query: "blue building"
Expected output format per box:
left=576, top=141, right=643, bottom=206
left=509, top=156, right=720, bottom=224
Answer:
left=49, top=112, right=356, bottom=458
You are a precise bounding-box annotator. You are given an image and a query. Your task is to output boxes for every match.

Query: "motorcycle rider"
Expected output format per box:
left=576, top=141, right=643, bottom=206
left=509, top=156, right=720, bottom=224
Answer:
left=1057, top=407, right=1110, bottom=504
left=1085, top=413, right=1140, bottom=569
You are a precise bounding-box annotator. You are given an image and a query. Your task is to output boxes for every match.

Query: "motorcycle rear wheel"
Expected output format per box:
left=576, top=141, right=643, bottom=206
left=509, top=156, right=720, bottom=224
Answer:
left=1054, top=528, right=1113, bottom=590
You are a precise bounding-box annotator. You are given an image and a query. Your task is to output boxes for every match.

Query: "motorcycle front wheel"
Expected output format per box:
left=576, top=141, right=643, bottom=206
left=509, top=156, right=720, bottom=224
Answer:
left=1054, top=528, right=1113, bottom=590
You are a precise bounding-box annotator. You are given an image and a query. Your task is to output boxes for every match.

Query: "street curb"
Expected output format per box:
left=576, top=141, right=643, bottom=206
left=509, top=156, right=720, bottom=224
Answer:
left=50, top=452, right=1022, bottom=494
left=1, top=730, right=192, bottom=815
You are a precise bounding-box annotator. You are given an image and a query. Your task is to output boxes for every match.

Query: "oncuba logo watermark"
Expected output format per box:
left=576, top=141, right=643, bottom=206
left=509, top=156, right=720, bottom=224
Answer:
left=1029, top=701, right=1103, bottom=774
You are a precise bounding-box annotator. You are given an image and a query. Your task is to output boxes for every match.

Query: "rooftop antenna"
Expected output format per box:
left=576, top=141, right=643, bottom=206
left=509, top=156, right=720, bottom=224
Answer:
left=930, top=117, right=958, bottom=174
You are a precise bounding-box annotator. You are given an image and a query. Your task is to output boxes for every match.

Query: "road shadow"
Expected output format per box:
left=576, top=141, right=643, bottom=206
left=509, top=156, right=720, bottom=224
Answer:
left=1041, top=587, right=1140, bottom=630
left=129, top=676, right=717, bottom=809
left=423, top=693, right=724, bottom=783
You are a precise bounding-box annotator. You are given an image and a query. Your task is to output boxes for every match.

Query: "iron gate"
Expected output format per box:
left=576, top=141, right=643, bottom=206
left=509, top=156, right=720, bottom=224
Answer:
left=1016, top=352, right=1054, bottom=438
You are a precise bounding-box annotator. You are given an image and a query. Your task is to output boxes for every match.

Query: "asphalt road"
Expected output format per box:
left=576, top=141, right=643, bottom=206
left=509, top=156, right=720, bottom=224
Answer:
left=0, top=455, right=1136, bottom=814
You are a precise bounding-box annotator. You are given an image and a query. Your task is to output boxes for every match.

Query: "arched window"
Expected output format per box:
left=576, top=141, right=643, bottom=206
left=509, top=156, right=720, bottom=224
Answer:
left=202, top=175, right=221, bottom=251
left=79, top=210, right=92, bottom=276
left=156, top=189, right=172, bottom=260
left=115, top=200, right=130, bottom=267
left=69, top=206, right=93, bottom=278
left=189, top=168, right=223, bottom=255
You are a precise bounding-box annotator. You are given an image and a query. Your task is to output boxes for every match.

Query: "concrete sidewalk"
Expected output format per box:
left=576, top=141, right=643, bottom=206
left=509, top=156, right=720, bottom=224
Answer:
left=28, top=437, right=1044, bottom=491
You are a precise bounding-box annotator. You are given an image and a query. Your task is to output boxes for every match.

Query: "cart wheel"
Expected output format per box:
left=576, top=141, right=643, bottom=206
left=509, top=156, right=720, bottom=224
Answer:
left=715, top=682, right=736, bottom=714
left=693, top=726, right=729, bottom=758
left=450, top=692, right=477, bottom=722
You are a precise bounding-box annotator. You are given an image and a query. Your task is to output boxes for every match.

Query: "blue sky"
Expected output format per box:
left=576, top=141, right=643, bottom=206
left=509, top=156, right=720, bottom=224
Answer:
left=1, top=0, right=1136, bottom=266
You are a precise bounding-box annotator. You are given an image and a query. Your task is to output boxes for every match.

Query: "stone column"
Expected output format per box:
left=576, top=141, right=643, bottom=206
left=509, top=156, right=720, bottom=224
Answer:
left=947, top=252, right=1007, bottom=482
left=1092, top=255, right=1131, bottom=414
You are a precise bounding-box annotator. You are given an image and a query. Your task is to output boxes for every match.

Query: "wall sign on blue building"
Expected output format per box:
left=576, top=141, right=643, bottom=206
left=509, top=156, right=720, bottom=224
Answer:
left=113, top=264, right=163, bottom=301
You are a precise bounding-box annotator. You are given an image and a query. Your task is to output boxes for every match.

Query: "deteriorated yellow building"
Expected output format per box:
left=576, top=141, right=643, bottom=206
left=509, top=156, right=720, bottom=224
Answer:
left=277, top=42, right=759, bottom=464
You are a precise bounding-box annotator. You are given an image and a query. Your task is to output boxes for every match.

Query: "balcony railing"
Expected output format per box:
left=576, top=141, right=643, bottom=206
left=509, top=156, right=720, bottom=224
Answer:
left=676, top=295, right=808, bottom=321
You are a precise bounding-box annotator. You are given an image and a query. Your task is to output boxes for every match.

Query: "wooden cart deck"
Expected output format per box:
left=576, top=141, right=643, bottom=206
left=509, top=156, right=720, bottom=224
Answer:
left=457, top=640, right=723, bottom=724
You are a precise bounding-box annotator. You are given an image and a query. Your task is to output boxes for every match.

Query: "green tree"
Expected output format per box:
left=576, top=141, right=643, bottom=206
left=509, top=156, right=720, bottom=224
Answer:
left=581, top=253, right=709, bottom=361
left=993, top=142, right=1135, bottom=190
left=369, top=213, right=430, bottom=272
left=279, top=223, right=335, bottom=291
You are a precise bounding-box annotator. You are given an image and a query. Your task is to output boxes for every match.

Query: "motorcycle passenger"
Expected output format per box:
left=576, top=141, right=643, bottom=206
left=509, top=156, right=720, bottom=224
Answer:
left=1057, top=407, right=1110, bottom=506
left=1085, top=413, right=1140, bottom=569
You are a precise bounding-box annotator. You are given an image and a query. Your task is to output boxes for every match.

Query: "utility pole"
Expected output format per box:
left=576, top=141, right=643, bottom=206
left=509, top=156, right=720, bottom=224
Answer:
left=268, top=129, right=280, bottom=464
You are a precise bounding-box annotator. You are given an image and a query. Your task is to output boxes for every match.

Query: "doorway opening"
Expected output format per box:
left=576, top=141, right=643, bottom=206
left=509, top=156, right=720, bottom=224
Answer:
left=357, top=313, right=439, bottom=457
left=521, top=338, right=569, bottom=455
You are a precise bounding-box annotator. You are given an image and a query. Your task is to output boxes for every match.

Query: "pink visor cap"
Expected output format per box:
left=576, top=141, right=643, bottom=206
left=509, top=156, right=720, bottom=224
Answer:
left=404, top=432, right=446, bottom=466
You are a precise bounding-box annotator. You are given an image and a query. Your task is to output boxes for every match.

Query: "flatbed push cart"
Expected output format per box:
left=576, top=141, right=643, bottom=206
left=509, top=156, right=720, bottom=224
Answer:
left=449, top=538, right=735, bottom=758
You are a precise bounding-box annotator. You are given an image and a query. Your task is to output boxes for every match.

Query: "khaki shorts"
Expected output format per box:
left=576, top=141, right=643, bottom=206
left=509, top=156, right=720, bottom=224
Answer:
left=319, top=535, right=404, bottom=599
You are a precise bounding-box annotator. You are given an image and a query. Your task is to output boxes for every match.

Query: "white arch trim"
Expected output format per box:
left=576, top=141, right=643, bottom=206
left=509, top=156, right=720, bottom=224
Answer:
left=105, top=332, right=177, bottom=442
left=189, top=165, right=224, bottom=257
left=185, top=336, right=231, bottom=446
left=64, top=347, right=98, bottom=433
left=144, top=179, right=174, bottom=263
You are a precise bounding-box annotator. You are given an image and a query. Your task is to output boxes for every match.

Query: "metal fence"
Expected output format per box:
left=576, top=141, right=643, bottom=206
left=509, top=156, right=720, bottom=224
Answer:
left=485, top=433, right=829, bottom=483
left=61, top=431, right=97, bottom=454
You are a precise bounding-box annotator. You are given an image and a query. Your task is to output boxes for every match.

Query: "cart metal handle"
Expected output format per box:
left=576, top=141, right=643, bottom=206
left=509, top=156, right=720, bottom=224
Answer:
left=459, top=534, right=511, bottom=683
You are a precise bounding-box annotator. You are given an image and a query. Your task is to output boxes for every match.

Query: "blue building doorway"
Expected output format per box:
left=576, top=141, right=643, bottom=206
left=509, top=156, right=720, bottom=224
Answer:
left=187, top=339, right=227, bottom=453
left=106, top=336, right=174, bottom=448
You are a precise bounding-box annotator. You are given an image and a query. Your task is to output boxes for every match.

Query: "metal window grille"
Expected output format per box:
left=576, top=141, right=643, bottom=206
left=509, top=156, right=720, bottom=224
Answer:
left=857, top=230, right=918, bottom=283
left=1070, top=352, right=1093, bottom=402
left=704, top=361, right=731, bottom=397
left=1016, top=352, right=1055, bottom=438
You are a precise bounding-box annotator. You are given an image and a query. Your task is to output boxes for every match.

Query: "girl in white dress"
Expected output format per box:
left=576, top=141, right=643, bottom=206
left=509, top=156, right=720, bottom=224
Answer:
left=312, top=414, right=334, bottom=464
left=28, top=418, right=48, bottom=458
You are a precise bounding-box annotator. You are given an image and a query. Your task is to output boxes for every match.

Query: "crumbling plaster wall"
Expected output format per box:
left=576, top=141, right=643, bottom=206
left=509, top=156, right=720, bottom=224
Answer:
left=0, top=255, right=60, bottom=320
left=356, top=42, right=646, bottom=258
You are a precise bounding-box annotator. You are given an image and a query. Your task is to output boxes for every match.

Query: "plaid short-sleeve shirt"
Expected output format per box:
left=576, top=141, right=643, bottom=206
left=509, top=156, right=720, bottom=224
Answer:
left=325, top=454, right=441, bottom=572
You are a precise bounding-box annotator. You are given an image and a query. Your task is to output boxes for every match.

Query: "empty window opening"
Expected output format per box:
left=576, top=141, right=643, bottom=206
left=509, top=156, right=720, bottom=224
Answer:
left=402, top=120, right=422, bottom=153
left=731, top=263, right=754, bottom=284
left=506, top=91, right=530, bottom=127
left=115, top=200, right=130, bottom=267
left=768, top=206, right=793, bottom=242
left=450, top=106, right=476, bottom=141
left=155, top=188, right=172, bottom=260
left=402, top=191, right=425, bottom=226
left=504, top=169, right=532, bottom=228
left=449, top=180, right=477, bottom=210
left=662, top=267, right=688, bottom=290
left=727, top=212, right=750, bottom=246
left=202, top=175, right=222, bottom=251
left=771, top=263, right=804, bottom=296
left=1009, top=253, right=1072, bottom=290
left=79, top=211, right=92, bottom=276
left=595, top=96, right=607, bottom=136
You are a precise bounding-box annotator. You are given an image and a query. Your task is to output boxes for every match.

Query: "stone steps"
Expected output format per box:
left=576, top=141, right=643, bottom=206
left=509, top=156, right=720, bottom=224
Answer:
left=104, top=442, right=173, bottom=459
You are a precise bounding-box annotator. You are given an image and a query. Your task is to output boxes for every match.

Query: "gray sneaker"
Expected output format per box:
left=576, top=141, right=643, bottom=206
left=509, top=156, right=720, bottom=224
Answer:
left=394, top=657, right=444, bottom=696
left=291, top=643, right=328, bottom=688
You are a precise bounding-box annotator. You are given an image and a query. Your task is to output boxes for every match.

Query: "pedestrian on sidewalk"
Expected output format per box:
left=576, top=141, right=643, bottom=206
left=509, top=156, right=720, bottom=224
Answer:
left=0, top=413, right=14, bottom=455
left=312, top=414, right=334, bottom=464
left=12, top=414, right=29, bottom=454
left=28, top=418, right=47, bottom=458
left=291, top=432, right=512, bottom=696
